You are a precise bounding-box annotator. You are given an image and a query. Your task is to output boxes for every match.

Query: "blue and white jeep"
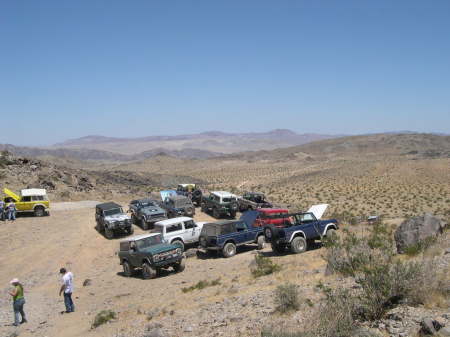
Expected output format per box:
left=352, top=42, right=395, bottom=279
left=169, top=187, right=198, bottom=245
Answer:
left=198, top=219, right=265, bottom=258
left=263, top=204, right=339, bottom=254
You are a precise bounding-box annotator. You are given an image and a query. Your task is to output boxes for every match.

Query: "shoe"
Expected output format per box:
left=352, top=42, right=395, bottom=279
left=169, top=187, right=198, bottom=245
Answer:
left=20, top=319, right=27, bottom=324
left=12, top=323, right=19, bottom=327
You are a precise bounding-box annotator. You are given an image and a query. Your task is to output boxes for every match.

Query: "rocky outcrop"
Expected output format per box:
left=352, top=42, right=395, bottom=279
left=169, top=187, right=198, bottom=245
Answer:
left=394, top=214, right=447, bottom=254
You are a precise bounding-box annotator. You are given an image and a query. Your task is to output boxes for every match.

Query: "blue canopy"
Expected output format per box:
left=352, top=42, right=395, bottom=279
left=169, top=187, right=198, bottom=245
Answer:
left=160, top=190, right=177, bottom=201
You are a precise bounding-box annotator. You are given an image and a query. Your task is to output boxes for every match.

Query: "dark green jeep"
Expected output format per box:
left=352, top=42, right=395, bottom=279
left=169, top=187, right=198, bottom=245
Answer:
left=118, top=233, right=185, bottom=279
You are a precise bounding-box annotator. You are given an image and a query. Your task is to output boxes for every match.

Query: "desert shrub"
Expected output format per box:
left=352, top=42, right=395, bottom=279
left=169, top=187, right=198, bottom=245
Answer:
left=324, top=223, right=443, bottom=320
left=251, top=254, right=281, bottom=278
left=92, top=310, right=116, bottom=328
left=274, top=283, right=299, bottom=313
left=181, top=278, right=221, bottom=293
left=403, top=236, right=437, bottom=256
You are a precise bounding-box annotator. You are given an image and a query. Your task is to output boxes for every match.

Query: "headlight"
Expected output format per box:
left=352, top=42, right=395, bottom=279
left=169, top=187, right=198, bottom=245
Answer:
left=153, top=254, right=161, bottom=262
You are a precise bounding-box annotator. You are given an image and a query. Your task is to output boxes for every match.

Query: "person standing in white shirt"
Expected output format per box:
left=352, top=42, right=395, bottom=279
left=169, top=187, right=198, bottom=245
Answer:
left=59, top=268, right=74, bottom=313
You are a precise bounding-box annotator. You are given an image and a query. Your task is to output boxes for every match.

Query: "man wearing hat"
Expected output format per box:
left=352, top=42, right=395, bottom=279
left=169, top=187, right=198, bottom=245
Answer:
left=9, top=278, right=26, bottom=326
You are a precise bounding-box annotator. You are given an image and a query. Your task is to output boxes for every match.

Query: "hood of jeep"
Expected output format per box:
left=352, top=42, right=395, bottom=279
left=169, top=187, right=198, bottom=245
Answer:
left=140, top=243, right=179, bottom=255
left=104, top=213, right=131, bottom=222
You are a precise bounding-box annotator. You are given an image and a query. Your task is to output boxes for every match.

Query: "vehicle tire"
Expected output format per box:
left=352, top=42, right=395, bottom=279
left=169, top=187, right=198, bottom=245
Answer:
left=173, top=259, right=185, bottom=273
left=141, top=218, right=149, bottom=230
left=128, top=226, right=134, bottom=235
left=213, top=208, right=220, bottom=219
left=131, top=214, right=137, bottom=224
left=122, top=261, right=134, bottom=277
left=222, top=242, right=236, bottom=258
left=185, top=207, right=194, bottom=217
left=34, top=206, right=45, bottom=217
left=105, top=227, right=114, bottom=240
left=229, top=210, right=236, bottom=219
left=264, top=226, right=275, bottom=242
left=201, top=203, right=206, bottom=212
left=326, top=228, right=337, bottom=239
left=230, top=201, right=239, bottom=213
left=172, top=239, right=185, bottom=252
left=271, top=242, right=285, bottom=254
left=257, top=235, right=266, bottom=250
left=142, top=263, right=157, bottom=279
left=290, top=236, right=307, bottom=254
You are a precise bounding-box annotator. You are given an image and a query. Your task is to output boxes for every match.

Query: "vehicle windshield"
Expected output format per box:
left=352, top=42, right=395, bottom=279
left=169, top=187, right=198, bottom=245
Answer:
left=222, top=197, right=236, bottom=203
left=104, top=208, right=123, bottom=216
left=135, top=235, right=163, bottom=250
left=140, top=200, right=155, bottom=208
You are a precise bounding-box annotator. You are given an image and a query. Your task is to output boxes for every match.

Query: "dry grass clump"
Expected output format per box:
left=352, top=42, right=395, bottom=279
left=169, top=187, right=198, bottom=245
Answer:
left=181, top=278, right=221, bottom=293
left=274, top=283, right=300, bottom=313
left=251, top=254, right=282, bottom=278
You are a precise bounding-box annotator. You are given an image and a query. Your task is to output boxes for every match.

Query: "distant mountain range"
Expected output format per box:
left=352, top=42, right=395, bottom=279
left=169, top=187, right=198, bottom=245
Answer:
left=2, top=130, right=447, bottom=162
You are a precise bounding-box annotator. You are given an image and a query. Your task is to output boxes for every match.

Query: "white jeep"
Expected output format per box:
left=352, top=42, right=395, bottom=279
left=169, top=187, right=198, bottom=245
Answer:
left=153, top=217, right=206, bottom=251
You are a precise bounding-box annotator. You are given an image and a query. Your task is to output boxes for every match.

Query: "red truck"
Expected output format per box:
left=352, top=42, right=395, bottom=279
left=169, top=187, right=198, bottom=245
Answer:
left=240, top=208, right=289, bottom=228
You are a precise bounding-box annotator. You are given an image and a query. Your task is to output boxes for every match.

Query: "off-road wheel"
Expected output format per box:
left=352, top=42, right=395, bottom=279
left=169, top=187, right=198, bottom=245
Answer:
left=141, top=218, right=149, bottom=230
left=172, top=239, right=185, bottom=252
left=34, top=206, right=45, bottom=217
left=326, top=228, right=337, bottom=239
left=264, top=226, right=276, bottom=242
left=173, top=259, right=185, bottom=273
left=127, top=226, right=134, bottom=235
left=122, top=261, right=134, bottom=277
left=185, top=207, right=194, bottom=217
left=222, top=242, right=237, bottom=258
left=229, top=210, right=237, bottom=219
left=290, top=236, right=307, bottom=254
left=271, top=242, right=285, bottom=254
left=257, top=235, right=266, bottom=250
left=142, top=263, right=157, bottom=279
left=201, top=203, right=207, bottom=212
left=131, top=214, right=137, bottom=224
left=105, top=227, right=114, bottom=239
left=95, top=221, right=102, bottom=232
left=213, top=208, right=220, bottom=219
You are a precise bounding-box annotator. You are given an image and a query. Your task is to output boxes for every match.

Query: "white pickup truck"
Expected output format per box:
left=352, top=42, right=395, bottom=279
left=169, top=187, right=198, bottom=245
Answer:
left=153, top=217, right=206, bottom=251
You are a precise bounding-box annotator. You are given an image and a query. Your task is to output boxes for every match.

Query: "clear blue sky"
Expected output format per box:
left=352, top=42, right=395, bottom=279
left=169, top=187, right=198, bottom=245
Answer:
left=1, top=0, right=449, bottom=146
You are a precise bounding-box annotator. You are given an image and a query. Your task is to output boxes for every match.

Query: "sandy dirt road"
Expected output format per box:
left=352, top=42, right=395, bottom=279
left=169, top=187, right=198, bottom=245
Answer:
left=0, top=201, right=329, bottom=337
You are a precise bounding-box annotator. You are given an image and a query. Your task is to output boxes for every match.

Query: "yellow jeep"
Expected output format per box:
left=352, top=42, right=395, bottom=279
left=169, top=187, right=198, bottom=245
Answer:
left=3, top=188, right=50, bottom=217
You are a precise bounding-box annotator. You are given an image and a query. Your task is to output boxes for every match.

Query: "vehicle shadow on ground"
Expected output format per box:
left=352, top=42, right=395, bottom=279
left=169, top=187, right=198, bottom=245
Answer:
left=259, top=242, right=324, bottom=257
left=195, top=245, right=260, bottom=260
left=116, top=268, right=179, bottom=280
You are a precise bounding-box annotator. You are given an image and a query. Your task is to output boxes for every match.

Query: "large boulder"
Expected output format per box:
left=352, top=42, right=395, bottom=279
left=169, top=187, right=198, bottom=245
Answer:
left=394, top=214, right=447, bottom=254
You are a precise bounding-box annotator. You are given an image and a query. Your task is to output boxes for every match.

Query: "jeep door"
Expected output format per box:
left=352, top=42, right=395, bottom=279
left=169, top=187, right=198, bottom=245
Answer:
left=294, top=213, right=321, bottom=239
left=17, top=196, right=33, bottom=212
left=183, top=220, right=200, bottom=243
left=235, top=222, right=252, bottom=244
left=165, top=222, right=183, bottom=243
left=128, top=241, right=140, bottom=266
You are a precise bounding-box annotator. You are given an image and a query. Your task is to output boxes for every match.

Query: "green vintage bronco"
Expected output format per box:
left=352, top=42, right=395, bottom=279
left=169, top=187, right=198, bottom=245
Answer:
left=201, top=191, right=239, bottom=219
left=118, top=233, right=185, bottom=279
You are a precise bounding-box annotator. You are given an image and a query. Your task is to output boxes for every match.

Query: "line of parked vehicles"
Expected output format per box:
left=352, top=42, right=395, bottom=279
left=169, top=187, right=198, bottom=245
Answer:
left=93, top=184, right=339, bottom=280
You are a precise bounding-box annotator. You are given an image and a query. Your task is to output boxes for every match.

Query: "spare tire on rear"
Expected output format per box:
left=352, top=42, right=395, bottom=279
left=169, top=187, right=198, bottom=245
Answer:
left=264, top=226, right=280, bottom=242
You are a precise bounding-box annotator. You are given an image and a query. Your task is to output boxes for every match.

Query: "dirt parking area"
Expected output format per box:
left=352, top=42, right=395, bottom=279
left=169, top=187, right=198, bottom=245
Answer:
left=0, top=201, right=329, bottom=337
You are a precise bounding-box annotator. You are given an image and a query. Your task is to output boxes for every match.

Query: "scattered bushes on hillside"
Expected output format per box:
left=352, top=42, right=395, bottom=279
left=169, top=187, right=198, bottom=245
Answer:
left=251, top=254, right=281, bottom=278
left=324, top=223, right=444, bottom=320
left=274, top=283, right=300, bottom=313
left=92, top=310, right=116, bottom=328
